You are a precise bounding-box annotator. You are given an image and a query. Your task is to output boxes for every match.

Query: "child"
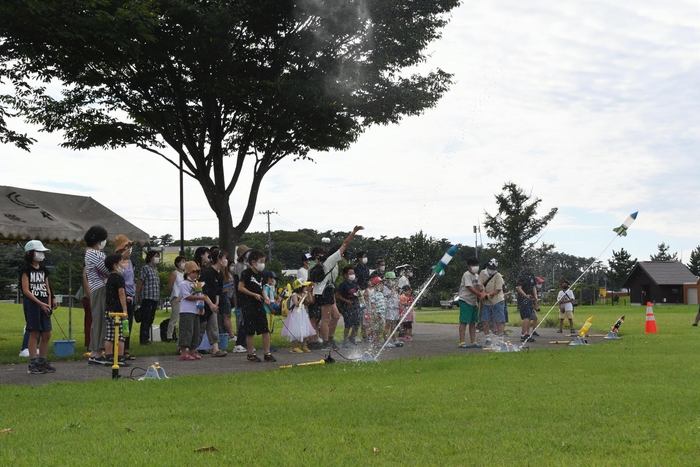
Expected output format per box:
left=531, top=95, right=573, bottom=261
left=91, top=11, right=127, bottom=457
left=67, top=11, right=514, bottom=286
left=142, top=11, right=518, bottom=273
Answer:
left=335, top=266, right=361, bottom=347
left=368, top=276, right=386, bottom=346
left=382, top=272, right=402, bottom=348
left=399, top=285, right=415, bottom=341
left=262, top=271, right=280, bottom=333
left=103, top=254, right=130, bottom=367
left=237, top=250, right=276, bottom=362
left=21, top=240, right=57, bottom=374
left=281, top=279, right=316, bottom=352
left=178, top=261, right=212, bottom=360
left=557, top=280, right=575, bottom=334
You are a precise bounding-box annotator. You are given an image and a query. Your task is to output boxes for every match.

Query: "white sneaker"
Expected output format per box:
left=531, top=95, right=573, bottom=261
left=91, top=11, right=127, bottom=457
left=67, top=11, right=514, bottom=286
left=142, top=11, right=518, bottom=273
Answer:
left=233, top=345, right=247, bottom=353
left=19, top=349, right=30, bottom=357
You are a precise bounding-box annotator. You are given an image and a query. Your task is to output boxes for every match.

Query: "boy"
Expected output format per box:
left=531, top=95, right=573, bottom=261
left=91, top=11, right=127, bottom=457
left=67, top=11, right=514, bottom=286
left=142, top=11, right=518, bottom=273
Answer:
left=458, top=257, right=484, bottom=348
left=368, top=276, right=386, bottom=346
left=399, top=285, right=415, bottom=340
left=557, top=280, right=575, bottom=334
left=104, top=254, right=130, bottom=366
left=479, top=258, right=505, bottom=347
left=237, top=250, right=276, bottom=362
left=336, top=266, right=361, bottom=347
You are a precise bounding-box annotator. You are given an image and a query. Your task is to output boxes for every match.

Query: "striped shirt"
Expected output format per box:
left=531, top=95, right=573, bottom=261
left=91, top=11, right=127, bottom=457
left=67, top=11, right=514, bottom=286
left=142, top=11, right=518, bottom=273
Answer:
left=85, top=249, right=109, bottom=292
left=139, top=264, right=160, bottom=301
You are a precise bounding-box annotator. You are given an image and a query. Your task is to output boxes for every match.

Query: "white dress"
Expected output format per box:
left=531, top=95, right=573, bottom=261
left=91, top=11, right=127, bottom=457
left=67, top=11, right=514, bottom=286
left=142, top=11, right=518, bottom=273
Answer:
left=281, top=295, right=316, bottom=342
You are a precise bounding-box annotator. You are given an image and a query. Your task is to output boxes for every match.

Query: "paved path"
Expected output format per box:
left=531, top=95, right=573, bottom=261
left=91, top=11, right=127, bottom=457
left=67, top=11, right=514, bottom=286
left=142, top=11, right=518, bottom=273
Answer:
left=0, top=323, right=607, bottom=386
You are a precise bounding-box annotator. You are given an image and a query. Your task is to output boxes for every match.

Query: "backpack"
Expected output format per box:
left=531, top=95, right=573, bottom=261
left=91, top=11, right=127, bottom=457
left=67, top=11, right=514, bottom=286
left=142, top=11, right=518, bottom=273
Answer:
left=281, top=296, right=294, bottom=317
left=309, top=262, right=329, bottom=283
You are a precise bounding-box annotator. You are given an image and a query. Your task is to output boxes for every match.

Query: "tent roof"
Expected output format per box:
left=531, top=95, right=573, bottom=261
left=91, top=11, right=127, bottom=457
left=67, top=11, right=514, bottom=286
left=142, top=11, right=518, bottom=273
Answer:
left=0, top=185, right=149, bottom=246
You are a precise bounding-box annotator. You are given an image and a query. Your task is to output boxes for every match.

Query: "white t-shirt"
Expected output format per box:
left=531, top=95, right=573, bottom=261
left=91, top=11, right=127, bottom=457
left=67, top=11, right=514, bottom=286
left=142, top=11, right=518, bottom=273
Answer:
left=558, top=289, right=574, bottom=311
left=170, top=270, right=184, bottom=299
left=297, top=267, right=308, bottom=282
left=458, top=270, right=480, bottom=306
left=312, top=250, right=342, bottom=295
left=398, top=276, right=410, bottom=289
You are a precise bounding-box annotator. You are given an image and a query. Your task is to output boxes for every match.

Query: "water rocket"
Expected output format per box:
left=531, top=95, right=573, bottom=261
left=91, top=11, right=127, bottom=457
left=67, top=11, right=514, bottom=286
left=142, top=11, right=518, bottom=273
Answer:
left=613, top=211, right=638, bottom=237
left=433, top=245, right=458, bottom=275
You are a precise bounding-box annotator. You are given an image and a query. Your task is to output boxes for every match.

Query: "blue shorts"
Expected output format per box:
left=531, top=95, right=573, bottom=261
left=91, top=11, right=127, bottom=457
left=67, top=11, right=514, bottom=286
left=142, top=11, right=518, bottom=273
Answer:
left=24, top=298, right=52, bottom=332
left=458, top=301, right=479, bottom=324
left=482, top=301, right=506, bottom=323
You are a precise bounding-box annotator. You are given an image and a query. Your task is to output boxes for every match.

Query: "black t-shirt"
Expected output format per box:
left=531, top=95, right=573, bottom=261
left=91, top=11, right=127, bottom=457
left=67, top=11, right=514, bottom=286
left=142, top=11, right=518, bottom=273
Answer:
left=105, top=273, right=125, bottom=312
left=354, top=263, right=370, bottom=289
left=239, top=267, right=264, bottom=310
left=516, top=270, right=537, bottom=303
left=20, top=264, right=50, bottom=302
left=337, top=280, right=359, bottom=311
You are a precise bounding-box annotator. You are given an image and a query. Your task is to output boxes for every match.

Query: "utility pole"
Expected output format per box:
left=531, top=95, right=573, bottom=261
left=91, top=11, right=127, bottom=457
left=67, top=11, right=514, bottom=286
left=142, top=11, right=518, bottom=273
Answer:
left=473, top=225, right=479, bottom=261
left=259, top=209, right=277, bottom=260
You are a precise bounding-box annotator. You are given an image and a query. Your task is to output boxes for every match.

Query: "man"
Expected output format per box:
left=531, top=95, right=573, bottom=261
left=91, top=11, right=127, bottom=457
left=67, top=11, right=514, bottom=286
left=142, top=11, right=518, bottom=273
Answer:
left=516, top=257, right=539, bottom=343
left=479, top=258, right=506, bottom=346
left=557, top=279, right=575, bottom=334
left=370, top=258, right=386, bottom=280
left=297, top=253, right=311, bottom=282
left=457, top=258, right=484, bottom=348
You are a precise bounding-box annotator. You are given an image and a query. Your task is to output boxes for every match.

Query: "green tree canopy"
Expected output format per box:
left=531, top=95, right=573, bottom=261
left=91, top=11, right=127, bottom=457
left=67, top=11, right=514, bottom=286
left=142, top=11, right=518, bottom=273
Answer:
left=607, top=248, right=637, bottom=289
left=0, top=0, right=459, bottom=253
left=483, top=183, right=558, bottom=281
left=687, top=246, right=700, bottom=276
left=649, top=242, right=678, bottom=262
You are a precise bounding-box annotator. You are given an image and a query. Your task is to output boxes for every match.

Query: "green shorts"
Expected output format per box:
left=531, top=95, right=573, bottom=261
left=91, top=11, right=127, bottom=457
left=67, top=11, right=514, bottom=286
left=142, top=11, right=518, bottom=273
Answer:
left=459, top=301, right=479, bottom=324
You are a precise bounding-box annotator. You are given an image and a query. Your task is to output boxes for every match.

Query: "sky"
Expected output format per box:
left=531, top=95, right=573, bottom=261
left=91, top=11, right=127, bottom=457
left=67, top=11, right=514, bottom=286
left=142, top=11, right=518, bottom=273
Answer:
left=2, top=0, right=699, bottom=266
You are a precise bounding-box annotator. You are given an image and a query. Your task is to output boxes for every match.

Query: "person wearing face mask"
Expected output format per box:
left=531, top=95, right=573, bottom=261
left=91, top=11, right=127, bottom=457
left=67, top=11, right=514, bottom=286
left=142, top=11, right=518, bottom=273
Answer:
left=457, top=257, right=485, bottom=349
left=136, top=250, right=161, bottom=345
left=219, top=252, right=236, bottom=340
left=115, top=235, right=137, bottom=360
left=354, top=252, right=370, bottom=290
left=166, top=255, right=187, bottom=342
left=103, top=254, right=131, bottom=367
left=557, top=279, right=575, bottom=334
left=336, top=266, right=361, bottom=347
left=370, top=258, right=386, bottom=281
left=238, top=249, right=276, bottom=362
left=84, top=225, right=111, bottom=364
left=297, top=253, right=311, bottom=282
left=21, top=240, right=57, bottom=374
left=262, top=271, right=280, bottom=333
left=199, top=249, right=225, bottom=357
left=397, top=266, right=412, bottom=290
left=479, top=258, right=506, bottom=347
left=516, top=257, right=539, bottom=343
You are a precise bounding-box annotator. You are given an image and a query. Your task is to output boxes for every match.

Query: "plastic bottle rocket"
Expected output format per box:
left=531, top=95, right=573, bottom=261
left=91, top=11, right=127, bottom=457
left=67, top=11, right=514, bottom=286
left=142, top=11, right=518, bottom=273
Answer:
left=611, top=315, right=625, bottom=333
left=578, top=316, right=594, bottom=337
left=122, top=319, right=130, bottom=338
left=433, top=245, right=458, bottom=275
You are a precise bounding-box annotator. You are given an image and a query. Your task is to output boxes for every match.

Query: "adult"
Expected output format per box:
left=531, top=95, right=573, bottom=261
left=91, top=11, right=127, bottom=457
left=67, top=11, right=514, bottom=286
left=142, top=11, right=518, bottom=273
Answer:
left=397, top=266, right=412, bottom=290
left=457, top=257, right=483, bottom=349
left=21, top=240, right=57, bottom=374
left=115, top=235, right=137, bottom=360
left=135, top=250, right=160, bottom=345
left=231, top=244, right=252, bottom=353
left=84, top=225, right=110, bottom=364
left=516, top=258, right=539, bottom=343
left=370, top=258, right=386, bottom=280
left=199, top=249, right=225, bottom=356
left=479, top=258, right=506, bottom=346
left=557, top=279, right=575, bottom=334
left=354, top=251, right=370, bottom=291
left=297, top=253, right=311, bottom=282
left=81, top=265, right=92, bottom=351
left=312, top=225, right=364, bottom=348
left=167, top=255, right=186, bottom=342
left=219, top=255, right=236, bottom=340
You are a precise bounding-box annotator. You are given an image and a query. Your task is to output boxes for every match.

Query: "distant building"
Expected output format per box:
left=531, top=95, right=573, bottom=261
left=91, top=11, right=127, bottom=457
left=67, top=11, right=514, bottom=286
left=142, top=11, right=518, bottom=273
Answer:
left=621, top=261, right=698, bottom=305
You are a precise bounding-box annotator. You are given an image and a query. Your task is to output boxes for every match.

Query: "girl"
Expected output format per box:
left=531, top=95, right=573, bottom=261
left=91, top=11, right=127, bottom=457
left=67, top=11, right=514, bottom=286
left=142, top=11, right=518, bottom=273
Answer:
left=382, top=272, right=402, bottom=348
left=399, top=286, right=415, bottom=341
left=167, top=256, right=186, bottom=342
left=281, top=279, right=316, bottom=353
left=21, top=240, right=57, bottom=374
left=178, top=261, right=215, bottom=360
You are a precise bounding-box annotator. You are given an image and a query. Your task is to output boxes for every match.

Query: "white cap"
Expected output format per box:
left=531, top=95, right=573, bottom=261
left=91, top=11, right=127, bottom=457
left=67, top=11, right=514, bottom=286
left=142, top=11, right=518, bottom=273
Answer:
left=24, top=240, right=50, bottom=252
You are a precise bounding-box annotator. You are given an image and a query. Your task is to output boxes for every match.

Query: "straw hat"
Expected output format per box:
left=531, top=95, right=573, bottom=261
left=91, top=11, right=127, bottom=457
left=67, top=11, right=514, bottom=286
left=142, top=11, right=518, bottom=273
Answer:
left=184, top=261, right=201, bottom=275
left=114, top=234, right=134, bottom=251
left=236, top=244, right=252, bottom=259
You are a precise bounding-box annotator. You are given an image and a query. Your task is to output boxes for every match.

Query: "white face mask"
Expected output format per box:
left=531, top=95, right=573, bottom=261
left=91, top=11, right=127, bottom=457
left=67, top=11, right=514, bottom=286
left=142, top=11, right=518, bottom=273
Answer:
left=470, top=266, right=479, bottom=274
left=178, top=262, right=185, bottom=271
left=98, top=240, right=107, bottom=250
left=153, top=257, right=160, bottom=265
left=348, top=274, right=356, bottom=282
left=256, top=262, right=265, bottom=272
left=220, top=258, right=228, bottom=268
left=270, top=280, right=276, bottom=287
left=362, top=258, right=368, bottom=265
left=229, top=265, right=235, bottom=273
left=116, top=266, right=124, bottom=275
left=34, top=252, right=45, bottom=262
left=484, top=269, right=492, bottom=277
left=379, top=266, right=385, bottom=273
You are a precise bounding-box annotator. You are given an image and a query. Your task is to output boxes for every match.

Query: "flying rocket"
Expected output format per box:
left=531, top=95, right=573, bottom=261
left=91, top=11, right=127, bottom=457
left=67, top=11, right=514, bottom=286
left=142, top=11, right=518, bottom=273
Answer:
left=613, top=211, right=638, bottom=237
left=433, top=245, right=458, bottom=275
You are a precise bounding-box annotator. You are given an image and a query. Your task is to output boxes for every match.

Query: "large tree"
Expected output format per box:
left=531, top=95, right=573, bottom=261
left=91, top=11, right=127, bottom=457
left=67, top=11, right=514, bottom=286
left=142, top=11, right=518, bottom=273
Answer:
left=607, top=248, right=636, bottom=289
left=483, top=183, right=558, bottom=282
left=687, top=246, right=700, bottom=276
left=650, top=242, right=678, bottom=262
left=0, top=0, right=459, bottom=253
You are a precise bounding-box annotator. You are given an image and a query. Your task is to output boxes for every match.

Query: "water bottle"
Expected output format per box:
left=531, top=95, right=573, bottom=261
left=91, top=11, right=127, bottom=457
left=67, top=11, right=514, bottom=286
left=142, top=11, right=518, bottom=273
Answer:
left=122, top=319, right=130, bottom=338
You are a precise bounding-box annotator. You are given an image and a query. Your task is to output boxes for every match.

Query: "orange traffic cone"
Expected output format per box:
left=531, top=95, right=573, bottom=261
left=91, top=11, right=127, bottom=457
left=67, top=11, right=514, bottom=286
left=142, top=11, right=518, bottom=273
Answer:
left=645, top=302, right=658, bottom=334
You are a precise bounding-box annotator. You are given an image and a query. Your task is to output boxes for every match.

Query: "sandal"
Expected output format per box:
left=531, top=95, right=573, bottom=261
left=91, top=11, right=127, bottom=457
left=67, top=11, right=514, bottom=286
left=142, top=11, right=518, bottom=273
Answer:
left=212, top=350, right=228, bottom=357
left=190, top=352, right=202, bottom=360
left=123, top=353, right=136, bottom=360
left=179, top=354, right=196, bottom=361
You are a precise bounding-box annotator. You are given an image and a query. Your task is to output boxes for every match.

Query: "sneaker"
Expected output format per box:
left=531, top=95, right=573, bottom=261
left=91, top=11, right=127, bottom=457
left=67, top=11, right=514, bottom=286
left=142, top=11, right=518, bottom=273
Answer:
left=342, top=341, right=349, bottom=348
left=233, top=345, right=247, bottom=353
left=349, top=337, right=358, bottom=345
left=693, top=323, right=698, bottom=327
left=307, top=342, right=322, bottom=350
left=458, top=342, right=469, bottom=348
left=247, top=354, right=261, bottom=363
left=521, top=335, right=535, bottom=343
left=27, top=363, right=46, bottom=374
left=289, top=347, right=303, bottom=354
left=269, top=347, right=278, bottom=353
left=484, top=338, right=492, bottom=347
left=19, top=349, right=30, bottom=358
left=570, top=329, right=576, bottom=335
left=394, top=341, right=404, bottom=347
left=264, top=353, right=277, bottom=362
left=88, top=356, right=108, bottom=365
left=557, top=329, right=563, bottom=333
left=532, top=331, right=540, bottom=336
left=117, top=357, right=131, bottom=367
left=300, top=344, right=310, bottom=353
left=40, top=361, right=57, bottom=373
left=385, top=342, right=396, bottom=348
left=471, top=343, right=483, bottom=349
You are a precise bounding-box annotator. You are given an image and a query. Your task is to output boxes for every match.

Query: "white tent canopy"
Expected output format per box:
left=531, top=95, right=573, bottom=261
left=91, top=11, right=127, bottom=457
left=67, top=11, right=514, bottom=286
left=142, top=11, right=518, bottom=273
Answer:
left=0, top=185, right=149, bottom=245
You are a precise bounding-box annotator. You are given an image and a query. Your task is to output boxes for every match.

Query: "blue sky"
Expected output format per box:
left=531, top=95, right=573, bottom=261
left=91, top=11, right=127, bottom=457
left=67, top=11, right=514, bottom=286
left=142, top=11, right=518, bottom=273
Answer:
left=2, top=0, right=699, bottom=265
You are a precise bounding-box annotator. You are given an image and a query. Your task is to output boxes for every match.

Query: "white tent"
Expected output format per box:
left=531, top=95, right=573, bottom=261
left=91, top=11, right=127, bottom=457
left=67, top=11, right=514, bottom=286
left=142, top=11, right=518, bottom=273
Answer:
left=0, top=185, right=149, bottom=339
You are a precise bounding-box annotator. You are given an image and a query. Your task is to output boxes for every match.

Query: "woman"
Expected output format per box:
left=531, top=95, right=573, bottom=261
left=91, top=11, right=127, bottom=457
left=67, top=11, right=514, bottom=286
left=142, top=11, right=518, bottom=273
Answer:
left=84, top=225, right=110, bottom=364
left=167, top=255, right=186, bottom=342
left=115, top=235, right=137, bottom=360
left=135, top=250, right=160, bottom=345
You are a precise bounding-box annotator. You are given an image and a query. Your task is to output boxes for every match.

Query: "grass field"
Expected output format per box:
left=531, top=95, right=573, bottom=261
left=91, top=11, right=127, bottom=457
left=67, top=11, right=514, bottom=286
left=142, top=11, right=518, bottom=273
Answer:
left=1, top=302, right=699, bottom=465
